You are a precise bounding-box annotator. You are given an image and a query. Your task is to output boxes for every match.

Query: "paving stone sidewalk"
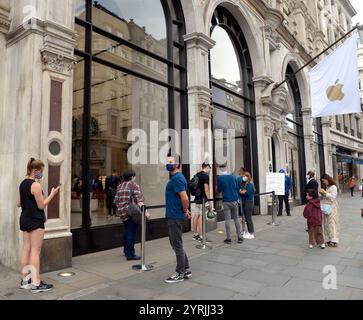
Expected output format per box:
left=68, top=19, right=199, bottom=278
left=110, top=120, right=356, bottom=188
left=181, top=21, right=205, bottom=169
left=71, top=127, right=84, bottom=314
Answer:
left=1, top=193, right=362, bottom=300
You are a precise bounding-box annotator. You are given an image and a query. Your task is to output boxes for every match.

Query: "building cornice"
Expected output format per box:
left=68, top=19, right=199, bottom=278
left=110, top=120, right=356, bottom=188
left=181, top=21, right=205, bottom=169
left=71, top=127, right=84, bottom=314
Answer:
left=0, top=6, right=10, bottom=34
left=339, top=0, right=357, bottom=18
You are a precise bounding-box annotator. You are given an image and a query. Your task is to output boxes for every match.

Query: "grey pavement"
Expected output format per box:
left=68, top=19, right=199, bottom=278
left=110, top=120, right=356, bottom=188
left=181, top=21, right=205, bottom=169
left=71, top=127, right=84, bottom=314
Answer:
left=1, top=193, right=363, bottom=300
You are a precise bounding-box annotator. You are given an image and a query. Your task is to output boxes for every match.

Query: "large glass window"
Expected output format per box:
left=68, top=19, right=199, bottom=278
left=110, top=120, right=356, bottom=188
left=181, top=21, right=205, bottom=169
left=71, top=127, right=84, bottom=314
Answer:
left=73, top=0, right=187, bottom=229
left=210, top=6, right=259, bottom=210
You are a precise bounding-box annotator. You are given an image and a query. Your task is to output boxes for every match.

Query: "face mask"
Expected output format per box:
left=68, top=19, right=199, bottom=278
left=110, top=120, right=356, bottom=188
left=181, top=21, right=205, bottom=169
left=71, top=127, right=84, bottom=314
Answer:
left=166, top=164, right=175, bottom=172
left=35, top=171, right=43, bottom=180
left=306, top=175, right=310, bottom=180
left=242, top=177, right=248, bottom=182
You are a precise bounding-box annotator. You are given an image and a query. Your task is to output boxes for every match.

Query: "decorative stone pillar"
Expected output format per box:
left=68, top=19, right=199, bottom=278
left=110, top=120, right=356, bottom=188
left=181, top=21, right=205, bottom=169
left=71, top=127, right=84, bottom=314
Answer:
left=321, top=117, right=334, bottom=176
left=301, top=107, right=314, bottom=173
left=0, top=0, right=76, bottom=271
left=184, top=32, right=216, bottom=230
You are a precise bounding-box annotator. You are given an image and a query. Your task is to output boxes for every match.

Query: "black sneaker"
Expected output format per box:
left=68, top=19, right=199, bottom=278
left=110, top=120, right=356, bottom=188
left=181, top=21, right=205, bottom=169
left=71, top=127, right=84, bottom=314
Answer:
left=30, top=281, right=53, bottom=294
left=237, top=238, right=243, bottom=244
left=192, top=234, right=201, bottom=241
left=184, top=271, right=192, bottom=279
left=126, top=255, right=141, bottom=261
left=20, top=278, right=32, bottom=290
left=224, top=239, right=232, bottom=244
left=165, top=273, right=185, bottom=283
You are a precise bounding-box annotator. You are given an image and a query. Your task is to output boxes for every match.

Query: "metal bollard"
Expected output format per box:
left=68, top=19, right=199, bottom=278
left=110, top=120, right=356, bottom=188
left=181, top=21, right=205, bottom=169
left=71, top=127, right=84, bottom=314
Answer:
left=268, top=191, right=279, bottom=226
left=132, top=205, right=154, bottom=271
left=196, top=198, right=212, bottom=250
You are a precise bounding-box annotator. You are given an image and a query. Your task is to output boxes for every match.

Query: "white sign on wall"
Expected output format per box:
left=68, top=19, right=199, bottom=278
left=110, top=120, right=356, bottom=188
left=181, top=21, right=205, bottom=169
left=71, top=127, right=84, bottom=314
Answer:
left=266, top=173, right=285, bottom=196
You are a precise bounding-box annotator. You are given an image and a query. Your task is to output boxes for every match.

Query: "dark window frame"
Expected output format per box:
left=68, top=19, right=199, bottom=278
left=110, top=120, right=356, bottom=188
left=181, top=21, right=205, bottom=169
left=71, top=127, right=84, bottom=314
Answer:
left=73, top=0, right=188, bottom=233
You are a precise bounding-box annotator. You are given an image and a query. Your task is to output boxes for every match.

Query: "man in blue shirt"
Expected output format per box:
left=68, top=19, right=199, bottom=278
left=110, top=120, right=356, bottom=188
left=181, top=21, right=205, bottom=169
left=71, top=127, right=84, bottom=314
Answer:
left=278, top=169, right=292, bottom=216
left=217, top=164, right=243, bottom=244
left=164, top=154, right=192, bottom=284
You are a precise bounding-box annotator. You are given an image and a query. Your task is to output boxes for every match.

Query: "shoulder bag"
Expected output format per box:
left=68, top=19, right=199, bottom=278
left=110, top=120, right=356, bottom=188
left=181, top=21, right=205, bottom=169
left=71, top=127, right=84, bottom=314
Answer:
left=127, top=182, right=143, bottom=225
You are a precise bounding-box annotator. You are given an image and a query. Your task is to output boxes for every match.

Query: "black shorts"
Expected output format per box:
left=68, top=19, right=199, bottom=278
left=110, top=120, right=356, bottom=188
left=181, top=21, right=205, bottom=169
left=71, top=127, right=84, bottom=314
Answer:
left=20, top=215, right=45, bottom=233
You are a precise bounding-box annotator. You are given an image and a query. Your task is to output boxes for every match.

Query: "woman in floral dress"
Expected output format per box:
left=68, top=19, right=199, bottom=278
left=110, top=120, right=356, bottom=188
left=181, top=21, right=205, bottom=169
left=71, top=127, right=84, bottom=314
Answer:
left=319, top=174, right=340, bottom=247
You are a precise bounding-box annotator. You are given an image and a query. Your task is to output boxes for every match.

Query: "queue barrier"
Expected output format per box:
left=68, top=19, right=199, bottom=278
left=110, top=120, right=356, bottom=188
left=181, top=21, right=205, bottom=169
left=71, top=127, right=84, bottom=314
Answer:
left=132, top=191, right=279, bottom=271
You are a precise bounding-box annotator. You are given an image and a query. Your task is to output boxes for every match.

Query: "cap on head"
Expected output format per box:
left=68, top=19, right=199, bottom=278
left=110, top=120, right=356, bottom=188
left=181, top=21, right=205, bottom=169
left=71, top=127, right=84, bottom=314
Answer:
left=123, top=169, right=136, bottom=181
left=279, top=169, right=286, bottom=174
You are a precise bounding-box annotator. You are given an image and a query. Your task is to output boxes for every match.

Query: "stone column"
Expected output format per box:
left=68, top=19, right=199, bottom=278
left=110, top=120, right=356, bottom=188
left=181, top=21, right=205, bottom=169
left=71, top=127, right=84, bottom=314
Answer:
left=0, top=0, right=75, bottom=271
left=321, top=117, right=334, bottom=176
left=254, top=77, right=275, bottom=214
left=301, top=107, right=314, bottom=173
left=184, top=32, right=216, bottom=230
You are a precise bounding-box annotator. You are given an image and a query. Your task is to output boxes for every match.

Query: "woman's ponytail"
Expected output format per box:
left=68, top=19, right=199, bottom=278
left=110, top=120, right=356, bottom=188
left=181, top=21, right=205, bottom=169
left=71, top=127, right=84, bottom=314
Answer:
left=26, top=158, right=45, bottom=176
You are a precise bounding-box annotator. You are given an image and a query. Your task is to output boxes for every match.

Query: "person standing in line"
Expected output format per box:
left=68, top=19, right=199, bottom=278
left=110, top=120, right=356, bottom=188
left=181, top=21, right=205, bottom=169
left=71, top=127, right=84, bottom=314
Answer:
left=239, top=172, right=255, bottom=240
left=236, top=167, right=247, bottom=234
left=277, top=169, right=292, bottom=216
left=360, top=179, right=363, bottom=197
left=320, top=174, right=340, bottom=248
left=105, top=170, right=120, bottom=216
left=114, top=169, right=149, bottom=261
left=347, top=176, right=356, bottom=197
left=303, top=190, right=325, bottom=249
left=17, top=158, right=60, bottom=293
left=164, top=154, right=192, bottom=283
left=304, top=171, right=319, bottom=196
left=192, top=163, right=212, bottom=242
left=217, top=164, right=243, bottom=244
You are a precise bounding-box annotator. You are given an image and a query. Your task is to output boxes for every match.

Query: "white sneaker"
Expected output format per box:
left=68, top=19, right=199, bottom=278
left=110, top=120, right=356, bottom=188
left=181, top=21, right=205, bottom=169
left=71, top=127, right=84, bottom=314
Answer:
left=243, top=233, right=254, bottom=240
left=320, top=243, right=326, bottom=249
left=309, top=244, right=313, bottom=249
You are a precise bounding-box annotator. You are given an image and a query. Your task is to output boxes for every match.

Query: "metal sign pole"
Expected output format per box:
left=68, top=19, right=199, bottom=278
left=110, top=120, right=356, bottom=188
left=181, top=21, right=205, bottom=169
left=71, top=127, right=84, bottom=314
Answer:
left=196, top=198, right=212, bottom=250
left=132, top=206, right=153, bottom=271
left=268, top=191, right=279, bottom=226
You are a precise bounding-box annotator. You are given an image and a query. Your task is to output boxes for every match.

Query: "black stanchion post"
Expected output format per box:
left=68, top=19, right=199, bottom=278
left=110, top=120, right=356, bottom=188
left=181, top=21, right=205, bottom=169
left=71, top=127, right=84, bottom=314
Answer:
left=132, top=205, right=154, bottom=271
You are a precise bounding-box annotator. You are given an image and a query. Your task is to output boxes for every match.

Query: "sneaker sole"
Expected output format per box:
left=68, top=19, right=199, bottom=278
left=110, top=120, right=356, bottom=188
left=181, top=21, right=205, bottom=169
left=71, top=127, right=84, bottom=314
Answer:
left=164, top=279, right=184, bottom=284
left=184, top=274, right=192, bottom=279
left=31, top=288, right=53, bottom=294
left=19, top=285, right=32, bottom=290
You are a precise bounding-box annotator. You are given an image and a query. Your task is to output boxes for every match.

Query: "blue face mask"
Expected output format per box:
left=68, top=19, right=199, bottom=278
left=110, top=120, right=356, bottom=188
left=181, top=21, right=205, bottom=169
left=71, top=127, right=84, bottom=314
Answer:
left=35, top=171, right=43, bottom=180
left=166, top=164, right=175, bottom=172
left=242, top=177, right=248, bottom=182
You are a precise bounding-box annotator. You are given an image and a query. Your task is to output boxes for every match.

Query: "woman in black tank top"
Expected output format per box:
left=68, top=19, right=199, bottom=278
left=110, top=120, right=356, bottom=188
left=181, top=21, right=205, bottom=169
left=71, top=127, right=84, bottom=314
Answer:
left=17, top=158, right=60, bottom=293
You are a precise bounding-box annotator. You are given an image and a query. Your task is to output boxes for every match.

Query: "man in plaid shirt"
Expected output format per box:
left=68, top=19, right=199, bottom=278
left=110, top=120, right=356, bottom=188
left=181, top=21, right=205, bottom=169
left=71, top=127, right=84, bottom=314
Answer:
left=114, top=169, right=147, bottom=260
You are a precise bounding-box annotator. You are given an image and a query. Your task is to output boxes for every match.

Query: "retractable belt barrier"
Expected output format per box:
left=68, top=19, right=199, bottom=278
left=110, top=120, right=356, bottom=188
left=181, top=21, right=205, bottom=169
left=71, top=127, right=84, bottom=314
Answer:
left=132, top=191, right=279, bottom=271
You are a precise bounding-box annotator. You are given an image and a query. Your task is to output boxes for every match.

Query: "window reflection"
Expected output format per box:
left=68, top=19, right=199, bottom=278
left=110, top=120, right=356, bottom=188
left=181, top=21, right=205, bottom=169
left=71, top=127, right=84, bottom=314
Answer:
left=93, top=0, right=167, bottom=57
left=211, top=26, right=243, bottom=94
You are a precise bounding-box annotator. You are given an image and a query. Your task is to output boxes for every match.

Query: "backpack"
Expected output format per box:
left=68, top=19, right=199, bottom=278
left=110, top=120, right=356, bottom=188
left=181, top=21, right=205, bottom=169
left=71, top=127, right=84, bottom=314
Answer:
left=189, top=173, right=202, bottom=197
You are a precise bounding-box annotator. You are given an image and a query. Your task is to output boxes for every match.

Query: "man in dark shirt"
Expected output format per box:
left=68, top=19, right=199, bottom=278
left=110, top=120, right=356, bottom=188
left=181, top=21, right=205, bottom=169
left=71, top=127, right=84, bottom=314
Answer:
left=164, top=154, right=192, bottom=284
left=305, top=171, right=319, bottom=197
left=105, top=170, right=120, bottom=216
left=192, top=163, right=212, bottom=241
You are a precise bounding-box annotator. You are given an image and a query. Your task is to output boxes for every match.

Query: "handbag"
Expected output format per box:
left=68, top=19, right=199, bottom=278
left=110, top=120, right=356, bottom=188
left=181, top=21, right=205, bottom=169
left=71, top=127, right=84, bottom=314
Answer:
left=321, top=203, right=332, bottom=216
left=127, top=183, right=143, bottom=225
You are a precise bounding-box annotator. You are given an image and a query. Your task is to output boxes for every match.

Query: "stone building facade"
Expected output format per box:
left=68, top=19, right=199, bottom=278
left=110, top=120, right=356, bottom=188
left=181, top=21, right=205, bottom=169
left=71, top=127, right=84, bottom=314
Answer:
left=0, top=0, right=361, bottom=272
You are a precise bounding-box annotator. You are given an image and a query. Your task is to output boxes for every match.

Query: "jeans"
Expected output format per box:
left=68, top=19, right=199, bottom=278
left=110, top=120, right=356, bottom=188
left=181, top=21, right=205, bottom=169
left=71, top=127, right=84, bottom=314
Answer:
left=350, top=187, right=354, bottom=197
left=123, top=220, right=138, bottom=258
left=223, top=201, right=242, bottom=240
left=242, top=200, right=255, bottom=234
left=168, top=219, right=190, bottom=275
left=278, top=193, right=290, bottom=215
left=107, top=194, right=116, bottom=216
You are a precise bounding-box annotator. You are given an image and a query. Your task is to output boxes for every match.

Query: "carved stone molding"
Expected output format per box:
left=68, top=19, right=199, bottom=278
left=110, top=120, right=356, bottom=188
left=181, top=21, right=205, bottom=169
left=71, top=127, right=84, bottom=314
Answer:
left=41, top=50, right=75, bottom=76
left=184, top=32, right=215, bottom=51
left=0, top=7, right=11, bottom=34
left=263, top=24, right=281, bottom=50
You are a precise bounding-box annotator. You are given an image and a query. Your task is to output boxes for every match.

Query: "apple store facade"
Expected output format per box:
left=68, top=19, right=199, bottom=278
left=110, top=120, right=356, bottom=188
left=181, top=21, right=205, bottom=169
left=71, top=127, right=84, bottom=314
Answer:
left=0, top=0, right=346, bottom=272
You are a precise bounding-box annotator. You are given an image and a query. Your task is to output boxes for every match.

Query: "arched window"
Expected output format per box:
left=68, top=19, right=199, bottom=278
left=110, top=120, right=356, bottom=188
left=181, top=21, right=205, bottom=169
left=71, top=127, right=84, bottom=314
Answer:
left=210, top=6, right=259, bottom=209
left=285, top=64, right=306, bottom=203
left=73, top=0, right=187, bottom=253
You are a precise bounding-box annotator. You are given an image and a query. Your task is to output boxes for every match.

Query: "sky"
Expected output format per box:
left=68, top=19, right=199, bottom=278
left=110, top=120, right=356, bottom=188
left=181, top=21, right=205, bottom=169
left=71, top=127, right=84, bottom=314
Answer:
left=351, top=0, right=363, bottom=25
